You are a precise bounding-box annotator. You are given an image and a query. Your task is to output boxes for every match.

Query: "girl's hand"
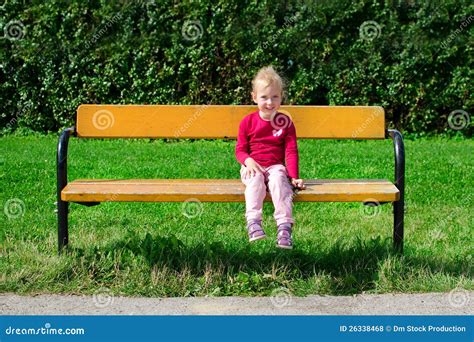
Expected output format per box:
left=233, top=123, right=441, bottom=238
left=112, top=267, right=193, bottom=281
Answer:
left=291, top=178, right=306, bottom=190
left=243, top=158, right=265, bottom=179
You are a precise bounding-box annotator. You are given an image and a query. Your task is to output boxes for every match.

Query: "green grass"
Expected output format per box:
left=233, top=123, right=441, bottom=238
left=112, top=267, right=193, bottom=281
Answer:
left=0, top=135, right=472, bottom=297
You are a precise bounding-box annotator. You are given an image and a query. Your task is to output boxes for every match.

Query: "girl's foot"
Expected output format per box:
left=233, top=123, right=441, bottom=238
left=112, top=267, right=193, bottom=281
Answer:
left=247, top=220, right=266, bottom=242
left=277, top=223, right=293, bottom=249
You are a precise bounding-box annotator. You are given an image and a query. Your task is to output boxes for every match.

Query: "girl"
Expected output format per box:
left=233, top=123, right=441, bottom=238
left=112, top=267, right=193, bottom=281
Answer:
left=235, top=66, right=305, bottom=249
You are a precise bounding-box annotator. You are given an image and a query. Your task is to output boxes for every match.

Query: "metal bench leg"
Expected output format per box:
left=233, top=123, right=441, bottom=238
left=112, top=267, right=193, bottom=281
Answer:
left=57, top=127, right=75, bottom=254
left=58, top=200, right=69, bottom=252
left=393, top=199, right=404, bottom=252
left=388, top=129, right=405, bottom=253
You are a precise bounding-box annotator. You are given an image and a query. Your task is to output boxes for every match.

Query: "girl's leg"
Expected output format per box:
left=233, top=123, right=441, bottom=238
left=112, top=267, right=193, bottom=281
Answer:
left=265, top=164, right=295, bottom=226
left=240, top=165, right=267, bottom=224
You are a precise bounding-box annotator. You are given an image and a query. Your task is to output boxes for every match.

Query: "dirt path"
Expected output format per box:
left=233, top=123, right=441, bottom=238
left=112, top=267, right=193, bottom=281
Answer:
left=1, top=291, right=472, bottom=315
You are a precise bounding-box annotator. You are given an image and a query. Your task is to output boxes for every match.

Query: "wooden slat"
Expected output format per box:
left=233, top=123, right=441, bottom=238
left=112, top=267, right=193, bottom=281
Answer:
left=62, top=179, right=399, bottom=203
left=76, top=105, right=385, bottom=139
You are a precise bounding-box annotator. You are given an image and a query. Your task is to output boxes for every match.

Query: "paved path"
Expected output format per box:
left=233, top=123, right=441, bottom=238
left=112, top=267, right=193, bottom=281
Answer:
left=1, top=291, right=472, bottom=315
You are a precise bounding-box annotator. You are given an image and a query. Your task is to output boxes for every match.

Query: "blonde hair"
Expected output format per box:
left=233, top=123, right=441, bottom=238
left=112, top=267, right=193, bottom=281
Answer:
left=252, top=66, right=285, bottom=94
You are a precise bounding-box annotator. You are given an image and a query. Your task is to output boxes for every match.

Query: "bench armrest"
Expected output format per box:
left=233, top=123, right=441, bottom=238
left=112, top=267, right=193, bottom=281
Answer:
left=386, top=129, right=405, bottom=197
left=57, top=127, right=76, bottom=196
left=387, top=129, right=405, bottom=252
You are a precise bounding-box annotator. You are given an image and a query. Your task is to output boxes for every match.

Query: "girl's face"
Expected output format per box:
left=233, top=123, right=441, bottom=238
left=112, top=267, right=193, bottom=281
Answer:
left=252, top=82, right=282, bottom=116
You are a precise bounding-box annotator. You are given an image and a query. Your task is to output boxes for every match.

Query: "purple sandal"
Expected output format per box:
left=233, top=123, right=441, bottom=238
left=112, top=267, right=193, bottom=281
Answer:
left=277, top=224, right=293, bottom=249
left=247, top=221, right=266, bottom=242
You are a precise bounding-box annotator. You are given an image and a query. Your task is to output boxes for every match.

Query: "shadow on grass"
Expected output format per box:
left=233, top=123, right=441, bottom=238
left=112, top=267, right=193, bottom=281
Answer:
left=65, top=232, right=471, bottom=296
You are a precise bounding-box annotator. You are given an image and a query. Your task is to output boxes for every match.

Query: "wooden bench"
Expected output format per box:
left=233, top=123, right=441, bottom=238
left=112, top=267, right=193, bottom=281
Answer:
left=56, top=105, right=405, bottom=253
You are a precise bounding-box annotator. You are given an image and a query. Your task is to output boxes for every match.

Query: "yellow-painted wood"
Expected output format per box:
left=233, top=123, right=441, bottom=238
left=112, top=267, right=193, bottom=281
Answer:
left=76, top=105, right=385, bottom=139
left=62, top=179, right=399, bottom=203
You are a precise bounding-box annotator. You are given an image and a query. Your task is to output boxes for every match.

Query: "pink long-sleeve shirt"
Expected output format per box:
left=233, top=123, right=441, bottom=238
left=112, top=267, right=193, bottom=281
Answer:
left=235, top=111, right=299, bottom=179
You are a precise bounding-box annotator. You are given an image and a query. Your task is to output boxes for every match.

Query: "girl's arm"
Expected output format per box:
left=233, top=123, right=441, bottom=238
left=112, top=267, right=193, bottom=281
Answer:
left=235, top=119, right=251, bottom=165
left=284, top=122, right=299, bottom=179
left=285, top=123, right=305, bottom=189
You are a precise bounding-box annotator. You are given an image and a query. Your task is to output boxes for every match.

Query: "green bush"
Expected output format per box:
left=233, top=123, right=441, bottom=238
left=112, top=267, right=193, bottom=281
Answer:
left=0, top=0, right=472, bottom=135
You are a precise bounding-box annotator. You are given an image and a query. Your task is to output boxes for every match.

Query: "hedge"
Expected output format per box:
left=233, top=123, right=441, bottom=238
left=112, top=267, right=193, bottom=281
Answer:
left=0, top=0, right=472, bottom=136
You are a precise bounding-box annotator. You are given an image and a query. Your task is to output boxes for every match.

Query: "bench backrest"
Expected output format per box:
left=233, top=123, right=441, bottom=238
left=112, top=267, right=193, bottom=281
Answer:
left=76, top=105, right=385, bottom=139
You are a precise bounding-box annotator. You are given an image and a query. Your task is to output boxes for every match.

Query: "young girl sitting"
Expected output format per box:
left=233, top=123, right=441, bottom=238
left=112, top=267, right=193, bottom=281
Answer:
left=235, top=66, right=305, bottom=249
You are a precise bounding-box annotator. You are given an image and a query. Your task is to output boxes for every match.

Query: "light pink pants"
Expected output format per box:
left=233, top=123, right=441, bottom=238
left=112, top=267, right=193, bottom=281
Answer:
left=240, top=164, right=295, bottom=226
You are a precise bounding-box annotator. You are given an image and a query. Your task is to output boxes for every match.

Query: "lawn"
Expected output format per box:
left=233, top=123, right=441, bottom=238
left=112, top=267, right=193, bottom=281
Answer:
left=0, top=135, right=472, bottom=297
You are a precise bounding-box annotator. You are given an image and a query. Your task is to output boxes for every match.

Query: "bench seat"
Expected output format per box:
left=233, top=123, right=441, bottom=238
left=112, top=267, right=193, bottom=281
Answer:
left=62, top=179, right=399, bottom=203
